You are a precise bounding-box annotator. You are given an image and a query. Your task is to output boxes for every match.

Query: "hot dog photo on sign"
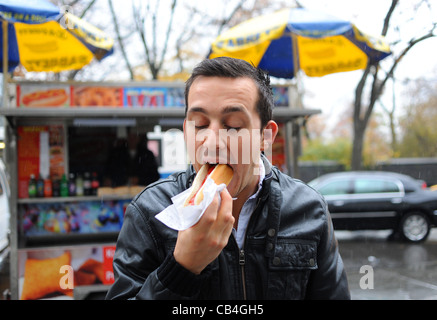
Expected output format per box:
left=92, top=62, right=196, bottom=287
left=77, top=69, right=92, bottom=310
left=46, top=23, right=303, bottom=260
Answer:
left=18, top=84, right=70, bottom=108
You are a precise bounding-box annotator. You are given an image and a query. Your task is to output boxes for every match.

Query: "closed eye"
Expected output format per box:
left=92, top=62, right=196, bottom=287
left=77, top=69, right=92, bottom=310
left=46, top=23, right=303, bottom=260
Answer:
left=224, top=125, right=242, bottom=131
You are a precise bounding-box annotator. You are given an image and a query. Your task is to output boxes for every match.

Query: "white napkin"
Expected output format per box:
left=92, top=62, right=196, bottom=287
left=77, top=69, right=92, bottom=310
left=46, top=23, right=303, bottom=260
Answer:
left=155, top=177, right=227, bottom=230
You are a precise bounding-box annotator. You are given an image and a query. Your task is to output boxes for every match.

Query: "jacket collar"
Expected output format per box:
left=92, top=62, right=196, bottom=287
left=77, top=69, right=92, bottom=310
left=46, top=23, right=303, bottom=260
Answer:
left=259, top=153, right=273, bottom=201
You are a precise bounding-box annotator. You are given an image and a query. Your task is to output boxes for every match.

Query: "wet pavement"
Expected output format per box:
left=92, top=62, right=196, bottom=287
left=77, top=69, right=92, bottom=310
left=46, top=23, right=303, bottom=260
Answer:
left=337, top=229, right=437, bottom=300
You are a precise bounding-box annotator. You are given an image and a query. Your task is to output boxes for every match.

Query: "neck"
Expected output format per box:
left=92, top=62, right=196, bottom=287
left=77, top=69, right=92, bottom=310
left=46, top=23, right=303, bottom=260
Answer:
left=232, top=175, right=260, bottom=229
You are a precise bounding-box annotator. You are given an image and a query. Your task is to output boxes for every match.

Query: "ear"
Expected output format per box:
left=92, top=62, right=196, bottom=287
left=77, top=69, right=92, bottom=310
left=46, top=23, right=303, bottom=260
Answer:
left=261, top=120, right=278, bottom=152
left=183, top=119, right=187, bottom=142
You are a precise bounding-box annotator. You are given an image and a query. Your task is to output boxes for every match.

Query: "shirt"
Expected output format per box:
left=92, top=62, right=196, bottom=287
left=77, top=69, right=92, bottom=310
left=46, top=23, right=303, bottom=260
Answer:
left=232, top=159, right=265, bottom=249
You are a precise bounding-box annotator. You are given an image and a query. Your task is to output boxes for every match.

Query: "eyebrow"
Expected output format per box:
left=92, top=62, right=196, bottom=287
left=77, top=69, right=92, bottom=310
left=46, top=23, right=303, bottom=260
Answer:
left=187, top=105, right=249, bottom=116
left=223, top=105, right=248, bottom=115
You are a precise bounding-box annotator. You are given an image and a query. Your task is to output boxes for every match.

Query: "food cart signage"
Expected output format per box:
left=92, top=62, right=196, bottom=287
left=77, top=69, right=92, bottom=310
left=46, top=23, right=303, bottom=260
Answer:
left=15, top=83, right=289, bottom=108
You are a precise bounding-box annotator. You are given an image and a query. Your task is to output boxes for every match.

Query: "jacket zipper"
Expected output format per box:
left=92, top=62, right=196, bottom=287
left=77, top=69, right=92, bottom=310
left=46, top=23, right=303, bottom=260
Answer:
left=239, top=249, right=247, bottom=300
left=237, top=196, right=264, bottom=300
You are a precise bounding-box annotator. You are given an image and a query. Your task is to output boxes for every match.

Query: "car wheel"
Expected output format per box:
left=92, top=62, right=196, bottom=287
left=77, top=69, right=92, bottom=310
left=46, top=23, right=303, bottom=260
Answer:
left=399, top=212, right=430, bottom=242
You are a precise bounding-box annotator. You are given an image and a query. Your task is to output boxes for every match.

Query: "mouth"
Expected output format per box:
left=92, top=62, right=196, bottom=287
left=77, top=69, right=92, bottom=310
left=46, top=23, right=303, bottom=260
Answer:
left=204, top=162, right=233, bottom=171
left=201, top=155, right=232, bottom=166
left=200, top=161, right=235, bottom=181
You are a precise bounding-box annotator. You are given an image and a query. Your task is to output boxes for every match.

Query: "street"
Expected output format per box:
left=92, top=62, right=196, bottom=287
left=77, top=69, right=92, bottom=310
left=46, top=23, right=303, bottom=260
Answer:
left=337, top=229, right=437, bottom=300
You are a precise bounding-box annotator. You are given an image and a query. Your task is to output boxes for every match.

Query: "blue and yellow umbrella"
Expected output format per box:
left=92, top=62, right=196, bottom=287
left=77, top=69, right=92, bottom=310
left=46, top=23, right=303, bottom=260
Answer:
left=209, top=8, right=391, bottom=79
left=0, top=0, right=114, bottom=73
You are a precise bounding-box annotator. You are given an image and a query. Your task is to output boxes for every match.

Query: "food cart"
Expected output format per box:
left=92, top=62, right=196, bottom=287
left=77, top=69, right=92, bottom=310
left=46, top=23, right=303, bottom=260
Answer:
left=1, top=80, right=319, bottom=299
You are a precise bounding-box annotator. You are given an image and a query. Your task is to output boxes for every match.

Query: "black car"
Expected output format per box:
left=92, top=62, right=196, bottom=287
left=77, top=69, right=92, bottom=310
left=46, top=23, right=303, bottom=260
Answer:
left=308, top=171, right=437, bottom=242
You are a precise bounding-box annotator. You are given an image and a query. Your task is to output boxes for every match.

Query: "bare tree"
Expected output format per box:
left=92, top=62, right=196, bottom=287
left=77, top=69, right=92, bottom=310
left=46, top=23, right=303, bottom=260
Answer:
left=351, top=0, right=436, bottom=170
left=131, top=0, right=177, bottom=80
left=107, top=0, right=259, bottom=80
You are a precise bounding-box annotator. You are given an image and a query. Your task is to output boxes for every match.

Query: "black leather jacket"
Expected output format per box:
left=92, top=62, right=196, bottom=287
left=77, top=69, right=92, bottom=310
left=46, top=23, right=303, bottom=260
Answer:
left=106, top=157, right=350, bottom=300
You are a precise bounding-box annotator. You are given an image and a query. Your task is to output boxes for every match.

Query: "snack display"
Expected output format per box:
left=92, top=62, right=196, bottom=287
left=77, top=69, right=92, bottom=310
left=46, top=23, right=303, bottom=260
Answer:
left=21, top=200, right=129, bottom=236
left=183, top=164, right=233, bottom=206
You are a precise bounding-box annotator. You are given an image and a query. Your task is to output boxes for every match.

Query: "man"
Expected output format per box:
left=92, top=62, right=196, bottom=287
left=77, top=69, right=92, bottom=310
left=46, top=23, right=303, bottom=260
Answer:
left=106, top=57, right=350, bottom=300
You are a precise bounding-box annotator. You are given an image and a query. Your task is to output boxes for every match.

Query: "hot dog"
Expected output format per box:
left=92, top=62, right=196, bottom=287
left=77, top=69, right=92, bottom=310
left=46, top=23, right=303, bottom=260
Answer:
left=183, top=164, right=233, bottom=207
left=22, top=89, right=68, bottom=107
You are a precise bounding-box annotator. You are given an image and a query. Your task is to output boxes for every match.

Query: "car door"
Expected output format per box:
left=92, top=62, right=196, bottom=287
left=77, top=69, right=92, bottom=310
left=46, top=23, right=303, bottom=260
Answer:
left=316, top=177, right=355, bottom=229
left=334, top=177, right=404, bottom=230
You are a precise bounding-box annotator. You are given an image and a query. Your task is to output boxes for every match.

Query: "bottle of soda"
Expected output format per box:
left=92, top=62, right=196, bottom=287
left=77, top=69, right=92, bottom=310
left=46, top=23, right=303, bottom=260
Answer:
left=44, top=177, right=52, bottom=197
left=52, top=176, right=60, bottom=197
left=76, top=173, right=84, bottom=197
left=91, top=172, right=99, bottom=196
left=28, top=174, right=37, bottom=198
left=84, top=172, right=92, bottom=196
left=60, top=174, right=69, bottom=197
left=36, top=174, right=44, bottom=198
left=68, top=173, right=76, bottom=196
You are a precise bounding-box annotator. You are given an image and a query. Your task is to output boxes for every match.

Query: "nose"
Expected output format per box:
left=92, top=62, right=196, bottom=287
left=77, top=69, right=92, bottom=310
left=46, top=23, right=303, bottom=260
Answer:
left=199, top=124, right=226, bottom=160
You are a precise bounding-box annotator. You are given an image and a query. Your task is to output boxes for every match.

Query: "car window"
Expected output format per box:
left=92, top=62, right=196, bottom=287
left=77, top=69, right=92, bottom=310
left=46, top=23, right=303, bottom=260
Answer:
left=318, top=179, right=351, bottom=196
left=354, top=179, right=400, bottom=194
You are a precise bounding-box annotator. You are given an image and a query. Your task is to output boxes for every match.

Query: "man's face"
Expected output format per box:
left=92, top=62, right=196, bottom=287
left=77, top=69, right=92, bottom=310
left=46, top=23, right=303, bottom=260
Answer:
left=184, top=76, right=276, bottom=199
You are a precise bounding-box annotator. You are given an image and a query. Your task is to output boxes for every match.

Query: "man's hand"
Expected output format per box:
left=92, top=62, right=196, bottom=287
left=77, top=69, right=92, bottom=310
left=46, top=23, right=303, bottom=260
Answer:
left=173, top=188, right=234, bottom=275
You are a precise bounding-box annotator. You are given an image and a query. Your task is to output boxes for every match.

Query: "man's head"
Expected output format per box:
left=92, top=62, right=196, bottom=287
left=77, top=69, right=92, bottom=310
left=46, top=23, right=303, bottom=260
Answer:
left=185, top=57, right=274, bottom=130
left=183, top=57, right=278, bottom=201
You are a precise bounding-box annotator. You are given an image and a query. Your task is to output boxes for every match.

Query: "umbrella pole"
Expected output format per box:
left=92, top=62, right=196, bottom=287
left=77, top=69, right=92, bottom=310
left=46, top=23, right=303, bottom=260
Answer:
left=291, top=33, right=299, bottom=79
left=2, top=20, right=8, bottom=108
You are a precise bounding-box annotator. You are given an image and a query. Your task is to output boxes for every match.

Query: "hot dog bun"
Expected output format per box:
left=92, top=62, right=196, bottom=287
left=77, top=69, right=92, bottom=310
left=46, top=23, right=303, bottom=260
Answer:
left=183, top=164, right=233, bottom=207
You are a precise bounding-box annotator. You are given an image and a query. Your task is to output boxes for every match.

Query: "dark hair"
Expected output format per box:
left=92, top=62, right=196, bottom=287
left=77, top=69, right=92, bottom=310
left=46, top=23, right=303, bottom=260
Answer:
left=184, top=57, right=274, bottom=129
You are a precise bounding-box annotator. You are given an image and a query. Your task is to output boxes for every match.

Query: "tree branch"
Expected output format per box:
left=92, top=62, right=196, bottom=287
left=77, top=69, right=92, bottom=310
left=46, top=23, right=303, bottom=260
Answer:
left=79, top=0, right=97, bottom=19
left=108, top=0, right=135, bottom=79
left=132, top=1, right=154, bottom=75
left=157, top=0, right=177, bottom=73
left=216, top=0, right=246, bottom=36
left=381, top=0, right=398, bottom=36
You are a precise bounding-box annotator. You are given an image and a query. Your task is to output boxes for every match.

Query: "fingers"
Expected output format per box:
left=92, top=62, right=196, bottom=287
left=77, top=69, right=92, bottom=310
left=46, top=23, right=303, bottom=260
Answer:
left=194, top=188, right=234, bottom=248
left=217, top=188, right=234, bottom=235
left=174, top=188, right=234, bottom=274
left=197, top=188, right=233, bottom=229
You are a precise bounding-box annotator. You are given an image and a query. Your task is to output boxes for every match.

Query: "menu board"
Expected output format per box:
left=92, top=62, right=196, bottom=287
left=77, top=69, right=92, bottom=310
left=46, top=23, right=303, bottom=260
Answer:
left=16, top=83, right=288, bottom=108
left=16, top=83, right=184, bottom=108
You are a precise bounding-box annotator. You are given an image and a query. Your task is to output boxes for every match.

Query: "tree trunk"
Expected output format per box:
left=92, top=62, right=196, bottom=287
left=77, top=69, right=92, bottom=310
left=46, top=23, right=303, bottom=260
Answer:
left=351, top=120, right=366, bottom=170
